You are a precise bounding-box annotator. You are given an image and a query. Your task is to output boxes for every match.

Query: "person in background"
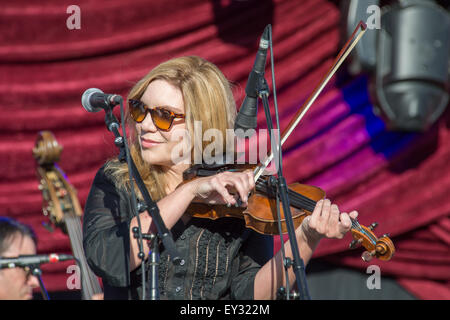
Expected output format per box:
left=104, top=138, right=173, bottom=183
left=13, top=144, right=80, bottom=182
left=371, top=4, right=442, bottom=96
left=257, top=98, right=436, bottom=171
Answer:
left=0, top=217, right=40, bottom=300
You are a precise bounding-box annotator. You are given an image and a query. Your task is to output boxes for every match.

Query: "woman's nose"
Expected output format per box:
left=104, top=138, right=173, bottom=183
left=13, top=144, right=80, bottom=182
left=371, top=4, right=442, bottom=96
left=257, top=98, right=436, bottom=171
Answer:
left=140, top=111, right=158, bottom=132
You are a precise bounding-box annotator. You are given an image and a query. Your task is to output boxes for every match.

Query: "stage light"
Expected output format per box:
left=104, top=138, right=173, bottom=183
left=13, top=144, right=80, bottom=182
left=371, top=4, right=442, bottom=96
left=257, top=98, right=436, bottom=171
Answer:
left=341, top=0, right=449, bottom=132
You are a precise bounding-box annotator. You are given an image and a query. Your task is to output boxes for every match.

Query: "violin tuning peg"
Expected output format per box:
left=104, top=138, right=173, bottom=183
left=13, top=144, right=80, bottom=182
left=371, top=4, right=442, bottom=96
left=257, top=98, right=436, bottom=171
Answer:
left=369, top=222, right=378, bottom=231
left=349, top=239, right=362, bottom=249
left=362, top=251, right=374, bottom=262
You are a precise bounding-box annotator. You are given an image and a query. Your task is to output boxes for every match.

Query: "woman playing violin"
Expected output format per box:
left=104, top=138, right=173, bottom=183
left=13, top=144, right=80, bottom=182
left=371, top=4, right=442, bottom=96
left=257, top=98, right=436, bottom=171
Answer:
left=82, top=56, right=358, bottom=300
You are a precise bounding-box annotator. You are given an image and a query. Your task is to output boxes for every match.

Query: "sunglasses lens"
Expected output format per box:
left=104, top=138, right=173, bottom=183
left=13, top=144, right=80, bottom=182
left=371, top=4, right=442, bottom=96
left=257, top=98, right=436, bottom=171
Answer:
left=151, top=108, right=173, bottom=131
left=129, top=100, right=178, bottom=131
left=129, top=100, right=146, bottom=123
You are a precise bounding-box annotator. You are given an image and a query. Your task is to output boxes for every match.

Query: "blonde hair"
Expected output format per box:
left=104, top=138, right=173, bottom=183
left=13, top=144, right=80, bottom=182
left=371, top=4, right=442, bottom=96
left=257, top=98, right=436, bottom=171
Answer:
left=105, top=56, right=237, bottom=200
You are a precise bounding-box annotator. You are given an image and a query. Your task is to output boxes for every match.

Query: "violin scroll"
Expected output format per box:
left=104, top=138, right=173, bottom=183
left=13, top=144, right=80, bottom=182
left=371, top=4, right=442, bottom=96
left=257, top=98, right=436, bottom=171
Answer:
left=349, top=219, right=395, bottom=262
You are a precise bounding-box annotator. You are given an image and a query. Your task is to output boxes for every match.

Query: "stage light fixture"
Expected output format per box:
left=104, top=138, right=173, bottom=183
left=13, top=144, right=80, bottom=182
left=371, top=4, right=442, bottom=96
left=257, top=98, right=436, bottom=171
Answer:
left=342, top=0, right=449, bottom=132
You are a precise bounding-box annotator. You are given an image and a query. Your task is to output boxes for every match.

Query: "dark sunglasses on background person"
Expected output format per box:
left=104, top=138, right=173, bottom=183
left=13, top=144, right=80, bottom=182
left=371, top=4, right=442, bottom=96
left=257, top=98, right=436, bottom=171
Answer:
left=128, top=99, right=185, bottom=131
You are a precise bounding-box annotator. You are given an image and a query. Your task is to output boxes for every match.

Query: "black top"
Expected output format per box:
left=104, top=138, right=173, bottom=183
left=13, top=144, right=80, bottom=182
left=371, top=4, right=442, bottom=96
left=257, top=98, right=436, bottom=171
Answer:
left=82, top=164, right=273, bottom=300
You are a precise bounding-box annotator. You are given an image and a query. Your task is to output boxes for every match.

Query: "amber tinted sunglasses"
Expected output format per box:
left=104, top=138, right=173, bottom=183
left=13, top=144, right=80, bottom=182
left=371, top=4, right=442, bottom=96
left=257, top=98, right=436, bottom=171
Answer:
left=128, top=99, right=185, bottom=131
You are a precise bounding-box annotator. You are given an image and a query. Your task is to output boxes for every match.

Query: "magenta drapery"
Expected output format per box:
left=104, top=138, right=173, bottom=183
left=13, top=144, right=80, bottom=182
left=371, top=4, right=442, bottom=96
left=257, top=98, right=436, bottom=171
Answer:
left=1, top=0, right=449, bottom=299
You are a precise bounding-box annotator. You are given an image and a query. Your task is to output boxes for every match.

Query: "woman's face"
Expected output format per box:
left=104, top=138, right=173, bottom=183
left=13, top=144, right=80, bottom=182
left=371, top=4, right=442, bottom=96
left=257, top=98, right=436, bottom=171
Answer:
left=135, top=79, right=189, bottom=167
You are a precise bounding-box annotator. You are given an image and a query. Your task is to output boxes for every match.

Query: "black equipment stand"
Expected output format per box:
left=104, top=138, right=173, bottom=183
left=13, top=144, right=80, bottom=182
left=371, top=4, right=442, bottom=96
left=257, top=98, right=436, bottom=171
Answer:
left=103, top=101, right=181, bottom=300
left=29, top=265, right=50, bottom=300
left=254, top=26, right=311, bottom=300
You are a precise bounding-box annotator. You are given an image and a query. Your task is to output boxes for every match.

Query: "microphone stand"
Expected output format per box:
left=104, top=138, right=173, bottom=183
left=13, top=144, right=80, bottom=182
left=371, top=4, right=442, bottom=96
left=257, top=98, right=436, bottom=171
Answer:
left=253, top=25, right=310, bottom=300
left=29, top=265, right=50, bottom=300
left=103, top=101, right=182, bottom=300
left=256, top=77, right=310, bottom=300
left=145, top=233, right=160, bottom=300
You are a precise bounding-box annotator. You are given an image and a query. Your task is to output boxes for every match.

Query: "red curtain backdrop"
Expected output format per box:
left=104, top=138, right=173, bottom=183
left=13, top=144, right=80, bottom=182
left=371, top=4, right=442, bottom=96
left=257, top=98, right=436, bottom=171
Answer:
left=1, top=0, right=449, bottom=299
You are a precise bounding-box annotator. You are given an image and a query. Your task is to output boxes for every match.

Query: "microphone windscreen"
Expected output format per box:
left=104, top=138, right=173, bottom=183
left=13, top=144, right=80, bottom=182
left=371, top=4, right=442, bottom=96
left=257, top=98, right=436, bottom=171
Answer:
left=81, top=88, right=103, bottom=112
left=234, top=96, right=258, bottom=138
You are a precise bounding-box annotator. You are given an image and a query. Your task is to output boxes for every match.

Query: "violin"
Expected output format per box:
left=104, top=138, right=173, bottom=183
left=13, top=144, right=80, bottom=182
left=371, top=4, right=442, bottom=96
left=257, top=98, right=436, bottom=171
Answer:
left=184, top=21, right=395, bottom=262
left=184, top=163, right=395, bottom=262
left=33, top=131, right=104, bottom=299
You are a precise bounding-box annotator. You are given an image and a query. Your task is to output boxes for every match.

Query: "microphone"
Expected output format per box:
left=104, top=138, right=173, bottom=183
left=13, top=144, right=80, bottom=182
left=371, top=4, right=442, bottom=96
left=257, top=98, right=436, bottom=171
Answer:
left=81, top=88, right=122, bottom=113
left=0, top=254, right=74, bottom=269
left=234, top=25, right=270, bottom=137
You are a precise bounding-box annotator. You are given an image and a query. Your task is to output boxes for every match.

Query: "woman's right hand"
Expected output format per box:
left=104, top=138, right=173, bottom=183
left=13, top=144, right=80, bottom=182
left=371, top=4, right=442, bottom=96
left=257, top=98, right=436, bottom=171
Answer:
left=190, top=170, right=255, bottom=207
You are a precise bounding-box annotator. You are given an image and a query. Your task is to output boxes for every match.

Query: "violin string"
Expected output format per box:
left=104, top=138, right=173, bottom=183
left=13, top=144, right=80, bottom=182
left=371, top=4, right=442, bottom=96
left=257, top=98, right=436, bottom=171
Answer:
left=351, top=218, right=377, bottom=245
left=351, top=219, right=361, bottom=231
left=256, top=179, right=382, bottom=252
left=256, top=182, right=312, bottom=214
left=256, top=178, right=379, bottom=246
left=255, top=179, right=316, bottom=213
left=256, top=178, right=367, bottom=232
left=255, top=179, right=315, bottom=212
left=284, top=190, right=365, bottom=232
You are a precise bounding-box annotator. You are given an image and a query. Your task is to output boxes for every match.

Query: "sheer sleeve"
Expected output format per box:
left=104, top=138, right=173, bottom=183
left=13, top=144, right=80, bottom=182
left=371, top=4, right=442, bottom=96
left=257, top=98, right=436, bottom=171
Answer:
left=230, top=230, right=274, bottom=300
left=82, top=166, right=132, bottom=287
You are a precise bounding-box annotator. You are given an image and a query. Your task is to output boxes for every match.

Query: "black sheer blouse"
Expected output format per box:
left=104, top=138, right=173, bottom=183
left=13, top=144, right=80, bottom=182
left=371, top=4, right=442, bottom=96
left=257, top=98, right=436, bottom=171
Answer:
left=82, top=165, right=273, bottom=300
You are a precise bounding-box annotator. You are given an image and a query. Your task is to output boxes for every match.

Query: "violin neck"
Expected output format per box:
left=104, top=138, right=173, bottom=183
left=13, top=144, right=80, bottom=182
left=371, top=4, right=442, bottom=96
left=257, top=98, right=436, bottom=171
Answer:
left=255, top=178, right=317, bottom=212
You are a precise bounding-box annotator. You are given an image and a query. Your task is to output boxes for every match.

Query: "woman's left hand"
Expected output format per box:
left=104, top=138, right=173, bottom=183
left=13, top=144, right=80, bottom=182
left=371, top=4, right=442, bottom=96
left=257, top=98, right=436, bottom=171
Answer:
left=298, top=199, right=358, bottom=244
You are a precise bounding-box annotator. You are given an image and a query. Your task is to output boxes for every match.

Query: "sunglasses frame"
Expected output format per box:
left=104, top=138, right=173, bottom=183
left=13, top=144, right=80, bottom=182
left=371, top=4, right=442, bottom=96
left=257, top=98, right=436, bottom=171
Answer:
left=128, top=99, right=185, bottom=131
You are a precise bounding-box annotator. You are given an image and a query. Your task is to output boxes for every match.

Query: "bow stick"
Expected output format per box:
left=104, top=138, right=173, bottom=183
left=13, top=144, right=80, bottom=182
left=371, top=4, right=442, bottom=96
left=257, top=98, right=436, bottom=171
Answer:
left=254, top=21, right=368, bottom=181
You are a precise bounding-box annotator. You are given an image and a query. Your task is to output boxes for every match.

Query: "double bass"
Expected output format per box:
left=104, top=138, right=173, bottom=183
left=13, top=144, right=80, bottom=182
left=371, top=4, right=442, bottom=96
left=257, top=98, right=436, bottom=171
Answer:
left=33, top=131, right=103, bottom=300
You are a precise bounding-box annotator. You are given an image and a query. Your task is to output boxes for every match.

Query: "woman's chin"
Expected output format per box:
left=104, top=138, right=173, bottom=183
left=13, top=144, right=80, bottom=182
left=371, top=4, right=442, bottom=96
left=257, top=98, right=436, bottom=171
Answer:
left=139, top=140, right=191, bottom=168
left=142, top=153, right=181, bottom=168
left=140, top=145, right=166, bottom=164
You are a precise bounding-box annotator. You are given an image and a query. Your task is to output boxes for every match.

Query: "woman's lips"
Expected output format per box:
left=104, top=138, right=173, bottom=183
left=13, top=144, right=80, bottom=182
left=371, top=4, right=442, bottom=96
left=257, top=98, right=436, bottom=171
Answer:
left=140, top=137, right=162, bottom=148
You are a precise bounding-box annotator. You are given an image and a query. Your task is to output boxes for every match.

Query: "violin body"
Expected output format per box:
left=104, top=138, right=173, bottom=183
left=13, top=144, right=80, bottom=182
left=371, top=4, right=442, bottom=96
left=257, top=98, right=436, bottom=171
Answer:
left=186, top=181, right=325, bottom=235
